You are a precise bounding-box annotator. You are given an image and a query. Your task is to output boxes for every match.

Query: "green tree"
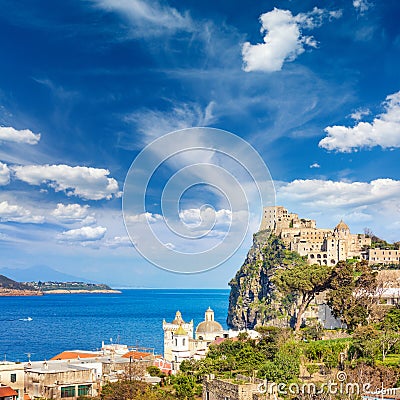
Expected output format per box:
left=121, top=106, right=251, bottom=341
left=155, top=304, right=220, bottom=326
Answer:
left=383, top=307, right=400, bottom=331
left=379, top=307, right=400, bottom=361
left=351, top=325, right=380, bottom=363
left=172, top=374, right=195, bottom=400
left=305, top=363, right=319, bottom=378
left=273, top=255, right=333, bottom=331
left=327, top=260, right=377, bottom=331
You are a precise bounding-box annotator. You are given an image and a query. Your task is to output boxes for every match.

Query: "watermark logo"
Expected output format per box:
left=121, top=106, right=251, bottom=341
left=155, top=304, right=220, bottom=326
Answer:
left=122, top=127, right=275, bottom=273
left=257, top=371, right=371, bottom=396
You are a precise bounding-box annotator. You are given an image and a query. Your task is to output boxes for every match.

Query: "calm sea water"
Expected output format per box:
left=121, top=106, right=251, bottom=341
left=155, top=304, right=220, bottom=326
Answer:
left=0, top=289, right=230, bottom=362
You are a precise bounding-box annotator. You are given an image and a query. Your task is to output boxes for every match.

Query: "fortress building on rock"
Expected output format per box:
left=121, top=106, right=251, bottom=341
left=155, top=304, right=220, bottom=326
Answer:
left=261, top=206, right=372, bottom=266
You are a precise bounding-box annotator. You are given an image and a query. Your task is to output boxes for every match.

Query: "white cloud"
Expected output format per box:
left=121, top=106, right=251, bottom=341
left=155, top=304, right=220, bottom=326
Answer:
left=319, top=91, right=400, bottom=152
left=350, top=108, right=370, bottom=121
left=125, top=212, right=164, bottom=224
left=353, top=0, right=373, bottom=14
left=179, top=208, right=232, bottom=229
left=0, top=126, right=41, bottom=145
left=242, top=7, right=341, bottom=73
left=0, top=162, right=10, bottom=185
left=92, top=0, right=193, bottom=36
left=125, top=101, right=216, bottom=144
left=276, top=178, right=400, bottom=241
left=51, top=203, right=95, bottom=224
left=278, top=178, right=400, bottom=208
left=0, top=200, right=44, bottom=224
left=104, top=236, right=133, bottom=248
left=58, top=226, right=107, bottom=242
left=309, top=162, right=320, bottom=169
left=12, top=164, right=120, bottom=200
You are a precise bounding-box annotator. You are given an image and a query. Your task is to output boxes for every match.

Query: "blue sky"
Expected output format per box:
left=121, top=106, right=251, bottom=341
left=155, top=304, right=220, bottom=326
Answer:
left=0, top=0, right=400, bottom=288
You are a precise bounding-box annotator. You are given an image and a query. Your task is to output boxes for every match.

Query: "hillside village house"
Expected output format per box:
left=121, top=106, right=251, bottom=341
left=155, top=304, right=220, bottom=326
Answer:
left=23, top=342, right=159, bottom=400
left=0, top=385, right=19, bottom=400
left=0, top=362, right=24, bottom=400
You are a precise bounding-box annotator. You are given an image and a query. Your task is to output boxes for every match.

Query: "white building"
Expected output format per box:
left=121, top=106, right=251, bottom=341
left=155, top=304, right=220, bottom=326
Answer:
left=163, top=308, right=260, bottom=372
left=195, top=308, right=224, bottom=341
left=0, top=362, right=24, bottom=400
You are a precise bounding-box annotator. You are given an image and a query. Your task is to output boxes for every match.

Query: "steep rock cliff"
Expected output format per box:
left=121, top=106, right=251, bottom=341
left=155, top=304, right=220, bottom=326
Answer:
left=227, top=231, right=293, bottom=329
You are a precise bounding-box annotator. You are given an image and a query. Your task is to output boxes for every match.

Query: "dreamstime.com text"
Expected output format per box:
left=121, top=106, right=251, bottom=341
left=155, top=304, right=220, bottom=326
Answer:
left=256, top=372, right=372, bottom=396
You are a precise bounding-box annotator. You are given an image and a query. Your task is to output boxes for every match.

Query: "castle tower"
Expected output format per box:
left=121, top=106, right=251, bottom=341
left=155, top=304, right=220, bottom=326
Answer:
left=163, top=311, right=193, bottom=362
left=334, top=220, right=350, bottom=261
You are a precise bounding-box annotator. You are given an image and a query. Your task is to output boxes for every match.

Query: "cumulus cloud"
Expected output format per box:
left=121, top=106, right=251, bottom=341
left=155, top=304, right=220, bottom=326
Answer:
left=0, top=200, right=44, bottom=223
left=104, top=236, right=133, bottom=248
left=353, top=0, right=373, bottom=14
left=92, top=0, right=193, bottom=36
left=0, top=162, right=10, bottom=185
left=0, top=126, right=41, bottom=145
left=51, top=203, right=95, bottom=224
left=309, top=162, right=320, bottom=169
left=350, top=108, right=370, bottom=121
left=12, top=164, right=120, bottom=200
left=319, top=91, right=400, bottom=152
left=125, top=212, right=164, bottom=224
left=58, top=226, right=107, bottom=242
left=275, top=178, right=400, bottom=242
left=278, top=178, right=400, bottom=208
left=179, top=208, right=232, bottom=229
left=242, top=7, right=341, bottom=72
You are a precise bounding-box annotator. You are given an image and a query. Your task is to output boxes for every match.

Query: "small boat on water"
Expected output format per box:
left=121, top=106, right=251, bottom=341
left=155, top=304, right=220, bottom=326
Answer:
left=19, top=317, right=33, bottom=321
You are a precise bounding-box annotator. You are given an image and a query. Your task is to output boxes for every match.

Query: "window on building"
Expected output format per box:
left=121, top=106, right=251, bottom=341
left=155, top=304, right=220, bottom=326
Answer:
left=78, top=385, right=91, bottom=397
left=10, top=373, right=16, bottom=383
left=61, top=386, right=76, bottom=398
left=175, top=339, right=177, bottom=346
left=183, top=338, right=186, bottom=346
left=205, top=392, right=210, bottom=400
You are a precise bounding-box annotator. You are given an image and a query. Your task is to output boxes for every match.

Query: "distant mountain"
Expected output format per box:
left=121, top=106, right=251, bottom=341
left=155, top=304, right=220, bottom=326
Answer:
left=0, top=265, right=92, bottom=283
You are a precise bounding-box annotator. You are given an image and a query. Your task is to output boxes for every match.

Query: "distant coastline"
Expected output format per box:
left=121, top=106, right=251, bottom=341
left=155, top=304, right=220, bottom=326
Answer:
left=42, top=289, right=121, bottom=294
left=0, top=274, right=121, bottom=296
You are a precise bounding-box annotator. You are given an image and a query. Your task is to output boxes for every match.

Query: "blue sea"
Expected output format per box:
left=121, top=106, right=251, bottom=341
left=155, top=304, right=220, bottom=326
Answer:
left=0, top=289, right=230, bottom=362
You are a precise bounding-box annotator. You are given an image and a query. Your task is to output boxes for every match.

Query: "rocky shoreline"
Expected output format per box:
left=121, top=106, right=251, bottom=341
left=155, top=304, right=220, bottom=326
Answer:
left=0, top=289, right=43, bottom=297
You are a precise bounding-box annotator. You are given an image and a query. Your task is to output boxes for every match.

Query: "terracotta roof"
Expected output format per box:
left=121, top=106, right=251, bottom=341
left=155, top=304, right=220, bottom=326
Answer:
left=50, top=351, right=101, bottom=360
left=0, top=386, right=18, bottom=397
left=122, top=351, right=153, bottom=360
left=154, top=358, right=173, bottom=374
left=24, top=394, right=31, bottom=400
left=212, top=337, right=238, bottom=345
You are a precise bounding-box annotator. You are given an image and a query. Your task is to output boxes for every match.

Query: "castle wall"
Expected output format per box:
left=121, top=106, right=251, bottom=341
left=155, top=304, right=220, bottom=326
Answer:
left=262, top=206, right=371, bottom=265
left=369, top=249, right=400, bottom=265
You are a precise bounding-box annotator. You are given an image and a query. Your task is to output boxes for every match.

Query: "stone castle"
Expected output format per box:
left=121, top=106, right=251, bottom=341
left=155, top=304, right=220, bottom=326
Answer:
left=260, top=206, right=399, bottom=266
